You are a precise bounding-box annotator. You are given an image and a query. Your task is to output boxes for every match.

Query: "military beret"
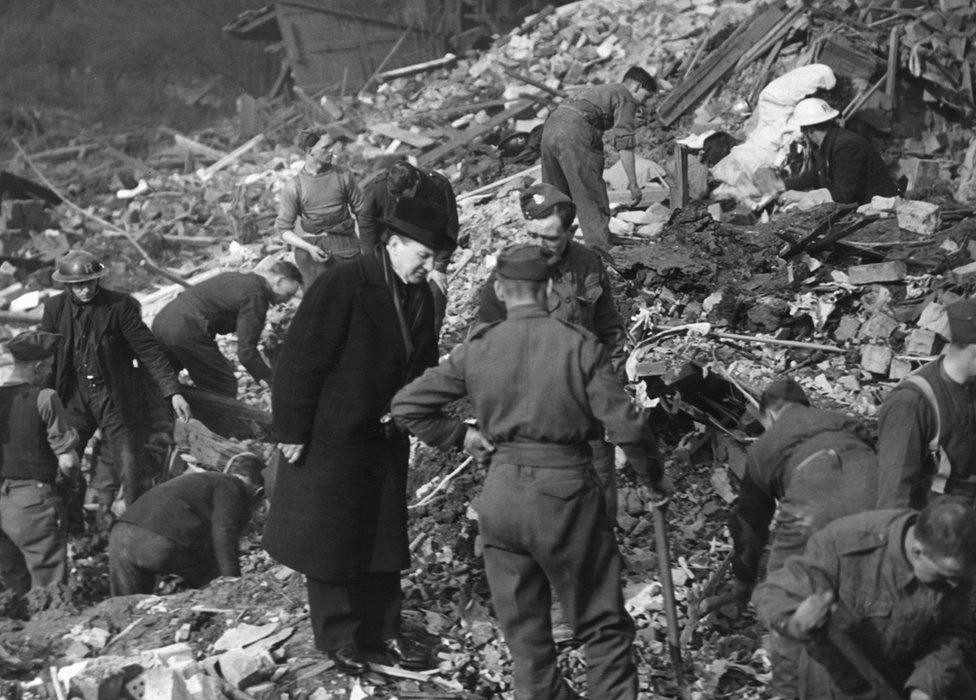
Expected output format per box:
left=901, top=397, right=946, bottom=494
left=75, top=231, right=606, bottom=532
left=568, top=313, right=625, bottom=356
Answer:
left=762, top=378, right=810, bottom=408
left=947, top=298, right=976, bottom=345
left=6, top=331, right=62, bottom=362
left=520, top=183, right=575, bottom=220
left=496, top=243, right=549, bottom=282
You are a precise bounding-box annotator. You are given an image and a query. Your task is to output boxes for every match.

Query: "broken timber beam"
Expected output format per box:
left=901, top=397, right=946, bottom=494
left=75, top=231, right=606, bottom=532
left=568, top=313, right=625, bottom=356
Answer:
left=419, top=100, right=534, bottom=167
left=179, top=384, right=275, bottom=442
left=657, top=1, right=788, bottom=126
left=376, top=54, right=458, bottom=83
left=503, top=68, right=568, bottom=99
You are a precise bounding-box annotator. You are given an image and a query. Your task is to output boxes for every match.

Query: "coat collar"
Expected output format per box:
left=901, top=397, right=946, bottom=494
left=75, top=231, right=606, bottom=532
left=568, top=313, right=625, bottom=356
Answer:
left=358, top=249, right=408, bottom=366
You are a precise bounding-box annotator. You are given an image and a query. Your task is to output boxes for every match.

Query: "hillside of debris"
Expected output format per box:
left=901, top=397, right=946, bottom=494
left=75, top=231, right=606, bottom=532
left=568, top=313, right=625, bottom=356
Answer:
left=3, top=0, right=976, bottom=697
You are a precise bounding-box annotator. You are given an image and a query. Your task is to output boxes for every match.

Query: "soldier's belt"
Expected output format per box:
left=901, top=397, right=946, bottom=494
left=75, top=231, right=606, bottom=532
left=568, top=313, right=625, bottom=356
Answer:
left=491, top=442, right=591, bottom=468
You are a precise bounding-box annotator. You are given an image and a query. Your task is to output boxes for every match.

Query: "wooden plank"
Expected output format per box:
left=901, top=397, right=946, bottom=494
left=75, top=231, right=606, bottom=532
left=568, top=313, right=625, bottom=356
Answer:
left=175, top=419, right=249, bottom=469
left=608, top=186, right=670, bottom=205
left=503, top=68, right=568, bottom=98
left=672, top=143, right=689, bottom=209
left=418, top=100, right=534, bottom=167
left=657, top=2, right=787, bottom=126
left=368, top=122, right=436, bottom=149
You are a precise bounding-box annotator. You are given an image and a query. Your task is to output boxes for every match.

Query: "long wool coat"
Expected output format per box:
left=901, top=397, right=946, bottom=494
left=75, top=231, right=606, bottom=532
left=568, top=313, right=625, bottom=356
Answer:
left=263, top=250, right=437, bottom=581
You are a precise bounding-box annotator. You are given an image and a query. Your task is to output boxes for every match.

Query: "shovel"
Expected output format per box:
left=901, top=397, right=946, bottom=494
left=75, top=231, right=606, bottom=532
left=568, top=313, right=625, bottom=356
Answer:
left=649, top=495, right=688, bottom=697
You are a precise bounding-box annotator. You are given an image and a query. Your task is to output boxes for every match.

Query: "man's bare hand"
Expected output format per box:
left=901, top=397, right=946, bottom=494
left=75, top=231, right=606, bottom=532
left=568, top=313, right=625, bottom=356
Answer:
left=58, top=452, right=80, bottom=475
left=171, top=394, right=191, bottom=422
left=428, top=270, right=448, bottom=295
left=909, top=690, right=932, bottom=700
left=307, top=245, right=330, bottom=263
left=279, top=443, right=305, bottom=464
left=463, top=426, right=495, bottom=465
left=628, top=182, right=643, bottom=206
left=786, top=589, right=835, bottom=640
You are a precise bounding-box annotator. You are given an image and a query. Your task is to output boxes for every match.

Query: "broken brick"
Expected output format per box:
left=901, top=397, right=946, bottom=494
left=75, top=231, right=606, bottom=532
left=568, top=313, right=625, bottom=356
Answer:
left=905, top=328, right=940, bottom=356
left=858, top=312, right=899, bottom=340
left=860, top=344, right=894, bottom=375
left=846, top=261, right=907, bottom=285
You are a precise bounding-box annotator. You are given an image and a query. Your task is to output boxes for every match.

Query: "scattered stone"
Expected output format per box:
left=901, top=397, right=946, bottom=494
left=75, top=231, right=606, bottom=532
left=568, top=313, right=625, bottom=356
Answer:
left=846, top=261, right=907, bottom=285
left=905, top=328, right=939, bottom=356
left=860, top=344, right=894, bottom=375
left=858, top=312, right=899, bottom=340
left=216, top=648, right=276, bottom=690
left=833, top=315, right=861, bottom=342
left=214, top=623, right=278, bottom=652
left=895, top=199, right=940, bottom=235
left=889, top=357, right=912, bottom=380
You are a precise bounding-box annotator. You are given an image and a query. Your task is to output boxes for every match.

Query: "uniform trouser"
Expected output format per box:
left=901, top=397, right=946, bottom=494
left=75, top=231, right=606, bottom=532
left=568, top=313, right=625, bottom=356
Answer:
left=66, top=382, right=150, bottom=506
left=766, top=448, right=878, bottom=698
left=478, top=461, right=638, bottom=700
left=161, top=334, right=238, bottom=397
left=590, top=439, right=617, bottom=529
left=294, top=233, right=361, bottom=287
left=541, top=113, right=612, bottom=257
left=0, top=480, right=67, bottom=595
left=108, top=521, right=219, bottom=596
left=305, top=572, right=402, bottom=652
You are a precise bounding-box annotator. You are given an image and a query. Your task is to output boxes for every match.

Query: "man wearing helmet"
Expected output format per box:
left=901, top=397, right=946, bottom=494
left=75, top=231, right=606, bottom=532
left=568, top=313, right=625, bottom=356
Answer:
left=781, top=97, right=900, bottom=206
left=40, top=250, right=191, bottom=517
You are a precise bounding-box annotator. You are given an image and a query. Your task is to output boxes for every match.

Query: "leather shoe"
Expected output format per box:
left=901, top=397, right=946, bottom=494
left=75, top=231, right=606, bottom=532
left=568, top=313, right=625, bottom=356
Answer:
left=382, top=635, right=433, bottom=670
left=330, top=644, right=368, bottom=675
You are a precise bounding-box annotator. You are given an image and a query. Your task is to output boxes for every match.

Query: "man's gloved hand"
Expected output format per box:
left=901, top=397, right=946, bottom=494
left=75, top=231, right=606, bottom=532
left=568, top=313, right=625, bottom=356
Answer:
left=785, top=589, right=835, bottom=640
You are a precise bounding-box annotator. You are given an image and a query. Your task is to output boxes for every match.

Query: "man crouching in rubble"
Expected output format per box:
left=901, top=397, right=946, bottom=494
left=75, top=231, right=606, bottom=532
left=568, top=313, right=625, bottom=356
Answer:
left=107, top=454, right=265, bottom=596
left=0, top=331, right=79, bottom=596
left=722, top=379, right=878, bottom=698
left=754, top=496, right=976, bottom=699
left=779, top=97, right=900, bottom=207
left=392, top=243, right=672, bottom=700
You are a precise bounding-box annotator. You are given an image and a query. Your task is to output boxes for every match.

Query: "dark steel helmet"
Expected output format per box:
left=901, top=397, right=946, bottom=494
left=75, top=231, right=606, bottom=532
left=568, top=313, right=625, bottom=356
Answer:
left=497, top=131, right=530, bottom=158
left=52, top=250, right=109, bottom=284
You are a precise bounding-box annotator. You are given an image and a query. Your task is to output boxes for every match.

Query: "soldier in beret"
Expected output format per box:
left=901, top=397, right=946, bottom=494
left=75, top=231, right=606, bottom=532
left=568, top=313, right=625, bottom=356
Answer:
left=392, top=243, right=671, bottom=699
left=541, top=65, right=658, bottom=259
left=0, top=331, right=79, bottom=595
left=479, top=183, right=627, bottom=527
left=877, top=298, right=976, bottom=509
left=266, top=197, right=455, bottom=675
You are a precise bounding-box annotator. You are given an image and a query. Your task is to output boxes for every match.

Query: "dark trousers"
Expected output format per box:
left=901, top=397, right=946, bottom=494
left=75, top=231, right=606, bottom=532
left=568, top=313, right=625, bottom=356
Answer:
left=294, top=233, right=361, bottom=287
left=306, top=572, right=402, bottom=652
left=478, top=461, right=637, bottom=700
left=0, top=480, right=67, bottom=595
left=161, top=334, right=238, bottom=397
left=65, top=382, right=150, bottom=506
left=541, top=113, right=612, bottom=258
left=108, top=521, right=218, bottom=596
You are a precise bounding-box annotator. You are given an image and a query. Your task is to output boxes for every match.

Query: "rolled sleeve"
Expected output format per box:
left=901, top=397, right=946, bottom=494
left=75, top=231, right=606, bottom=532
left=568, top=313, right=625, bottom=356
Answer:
left=235, top=294, right=272, bottom=384
left=274, top=179, right=301, bottom=235
left=36, top=388, right=78, bottom=455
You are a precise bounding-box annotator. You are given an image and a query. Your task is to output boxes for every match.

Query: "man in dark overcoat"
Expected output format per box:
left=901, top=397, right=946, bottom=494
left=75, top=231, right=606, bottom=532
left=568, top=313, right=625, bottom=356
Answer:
left=40, top=251, right=191, bottom=514
left=264, top=197, right=455, bottom=675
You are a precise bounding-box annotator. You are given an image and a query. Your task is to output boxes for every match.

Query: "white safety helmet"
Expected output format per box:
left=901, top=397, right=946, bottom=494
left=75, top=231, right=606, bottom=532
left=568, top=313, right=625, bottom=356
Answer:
left=790, top=98, right=840, bottom=128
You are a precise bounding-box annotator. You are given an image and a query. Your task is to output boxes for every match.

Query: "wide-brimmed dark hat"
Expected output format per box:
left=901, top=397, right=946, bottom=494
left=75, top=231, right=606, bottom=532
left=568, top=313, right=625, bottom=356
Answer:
left=382, top=197, right=456, bottom=251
